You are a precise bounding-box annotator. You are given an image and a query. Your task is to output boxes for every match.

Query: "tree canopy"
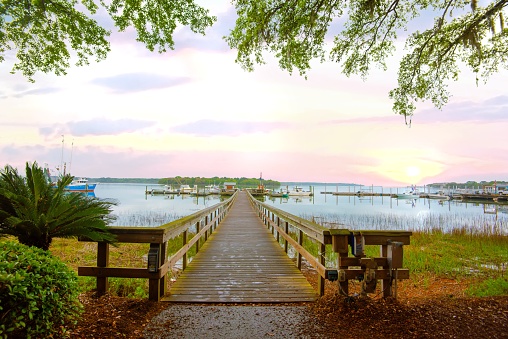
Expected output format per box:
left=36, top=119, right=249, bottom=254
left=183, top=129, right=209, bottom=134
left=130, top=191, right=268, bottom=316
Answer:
left=2, top=0, right=507, bottom=118
left=0, top=0, right=216, bottom=81
left=227, top=0, right=508, bottom=120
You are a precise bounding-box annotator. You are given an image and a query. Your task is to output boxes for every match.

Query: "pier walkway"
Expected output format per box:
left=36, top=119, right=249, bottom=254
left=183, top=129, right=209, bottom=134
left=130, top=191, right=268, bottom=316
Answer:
left=162, top=191, right=318, bottom=303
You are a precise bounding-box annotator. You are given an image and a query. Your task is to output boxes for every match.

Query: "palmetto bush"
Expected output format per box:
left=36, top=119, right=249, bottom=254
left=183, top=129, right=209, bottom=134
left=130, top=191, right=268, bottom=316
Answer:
left=0, top=162, right=117, bottom=250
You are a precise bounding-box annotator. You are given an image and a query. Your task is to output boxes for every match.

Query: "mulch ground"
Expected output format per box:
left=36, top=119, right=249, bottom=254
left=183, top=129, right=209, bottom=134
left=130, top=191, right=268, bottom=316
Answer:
left=68, top=264, right=508, bottom=338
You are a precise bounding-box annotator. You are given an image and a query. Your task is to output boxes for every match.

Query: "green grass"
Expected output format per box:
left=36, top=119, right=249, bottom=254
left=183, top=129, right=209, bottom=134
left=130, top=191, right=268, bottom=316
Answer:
left=47, top=232, right=206, bottom=297
left=466, top=277, right=508, bottom=296
left=406, top=229, right=508, bottom=277
left=291, top=218, right=508, bottom=297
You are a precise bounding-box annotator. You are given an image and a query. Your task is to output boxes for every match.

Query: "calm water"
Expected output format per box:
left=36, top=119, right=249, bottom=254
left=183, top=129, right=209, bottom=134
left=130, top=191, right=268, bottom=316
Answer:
left=94, top=183, right=226, bottom=226
left=94, top=183, right=508, bottom=233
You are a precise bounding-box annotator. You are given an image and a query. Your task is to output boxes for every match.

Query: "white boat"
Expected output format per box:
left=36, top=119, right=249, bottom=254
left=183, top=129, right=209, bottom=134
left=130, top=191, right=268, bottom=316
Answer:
left=287, top=186, right=313, bottom=196
left=206, top=185, right=221, bottom=195
left=179, top=184, right=196, bottom=194
left=163, top=185, right=179, bottom=194
left=427, top=191, right=450, bottom=200
left=396, top=188, right=420, bottom=199
left=270, top=189, right=289, bottom=198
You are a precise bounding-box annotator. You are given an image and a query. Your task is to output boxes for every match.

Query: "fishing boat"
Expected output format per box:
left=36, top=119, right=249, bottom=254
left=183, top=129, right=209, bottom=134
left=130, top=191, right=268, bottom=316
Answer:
left=65, top=177, right=97, bottom=192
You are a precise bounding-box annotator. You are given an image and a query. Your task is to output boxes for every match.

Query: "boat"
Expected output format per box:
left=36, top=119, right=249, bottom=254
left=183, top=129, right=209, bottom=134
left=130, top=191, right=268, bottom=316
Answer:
left=163, top=185, right=179, bottom=194
left=287, top=186, right=313, bottom=196
left=193, top=186, right=211, bottom=196
left=396, top=187, right=420, bottom=199
left=179, top=184, right=196, bottom=194
left=426, top=191, right=450, bottom=200
left=270, top=189, right=289, bottom=198
left=148, top=185, right=179, bottom=195
left=206, top=184, right=221, bottom=195
left=65, top=177, right=97, bottom=192
left=249, top=184, right=271, bottom=196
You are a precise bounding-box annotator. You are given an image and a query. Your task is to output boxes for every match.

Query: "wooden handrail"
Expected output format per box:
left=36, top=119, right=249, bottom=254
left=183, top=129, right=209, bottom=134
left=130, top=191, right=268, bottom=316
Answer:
left=78, top=191, right=238, bottom=301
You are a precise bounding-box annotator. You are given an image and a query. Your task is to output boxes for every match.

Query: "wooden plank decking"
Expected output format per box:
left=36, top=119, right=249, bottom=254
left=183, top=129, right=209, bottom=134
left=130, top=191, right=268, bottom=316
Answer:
left=163, top=191, right=318, bottom=303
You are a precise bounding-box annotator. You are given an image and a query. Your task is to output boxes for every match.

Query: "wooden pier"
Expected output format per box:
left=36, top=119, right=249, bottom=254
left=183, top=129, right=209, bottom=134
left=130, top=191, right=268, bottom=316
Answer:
left=80, top=190, right=411, bottom=302
left=163, top=191, right=318, bottom=303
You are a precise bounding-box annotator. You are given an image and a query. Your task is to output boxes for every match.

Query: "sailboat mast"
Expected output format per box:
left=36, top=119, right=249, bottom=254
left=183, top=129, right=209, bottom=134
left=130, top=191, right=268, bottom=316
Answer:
left=60, top=135, right=64, bottom=175
left=69, top=140, right=74, bottom=174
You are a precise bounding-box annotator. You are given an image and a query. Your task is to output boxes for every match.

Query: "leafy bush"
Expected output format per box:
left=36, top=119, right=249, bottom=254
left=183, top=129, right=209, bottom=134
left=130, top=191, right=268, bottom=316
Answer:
left=0, top=241, right=83, bottom=338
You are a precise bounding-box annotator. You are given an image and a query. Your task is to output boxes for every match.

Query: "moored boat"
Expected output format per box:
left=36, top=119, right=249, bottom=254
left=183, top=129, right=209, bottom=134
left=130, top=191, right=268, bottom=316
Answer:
left=426, top=191, right=450, bottom=200
left=287, top=186, right=313, bottom=196
left=179, top=184, right=197, bottom=194
left=208, top=185, right=221, bottom=194
left=270, top=189, right=289, bottom=198
left=396, top=187, right=420, bottom=199
left=65, top=177, right=97, bottom=192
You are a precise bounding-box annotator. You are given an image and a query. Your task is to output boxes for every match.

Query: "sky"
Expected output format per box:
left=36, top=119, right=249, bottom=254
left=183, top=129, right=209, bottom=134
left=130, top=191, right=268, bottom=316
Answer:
left=1, top=1, right=508, bottom=187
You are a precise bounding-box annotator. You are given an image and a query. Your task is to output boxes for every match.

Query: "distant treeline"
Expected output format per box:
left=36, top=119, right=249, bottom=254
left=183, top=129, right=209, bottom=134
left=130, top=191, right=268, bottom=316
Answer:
left=86, top=176, right=281, bottom=187
left=90, top=178, right=161, bottom=184
left=429, top=180, right=508, bottom=188
left=158, top=176, right=281, bottom=188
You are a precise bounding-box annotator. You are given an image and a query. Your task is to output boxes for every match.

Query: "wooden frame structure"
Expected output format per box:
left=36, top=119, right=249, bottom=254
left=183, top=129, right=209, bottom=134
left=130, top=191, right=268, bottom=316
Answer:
left=247, top=192, right=411, bottom=298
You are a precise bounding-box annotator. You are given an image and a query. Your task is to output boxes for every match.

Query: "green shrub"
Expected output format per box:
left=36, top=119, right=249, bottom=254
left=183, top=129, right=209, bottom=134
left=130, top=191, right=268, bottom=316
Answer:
left=0, top=241, right=83, bottom=338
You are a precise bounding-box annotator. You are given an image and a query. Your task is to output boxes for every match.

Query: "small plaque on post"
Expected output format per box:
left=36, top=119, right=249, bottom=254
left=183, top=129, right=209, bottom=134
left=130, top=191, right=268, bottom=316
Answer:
left=147, top=247, right=160, bottom=273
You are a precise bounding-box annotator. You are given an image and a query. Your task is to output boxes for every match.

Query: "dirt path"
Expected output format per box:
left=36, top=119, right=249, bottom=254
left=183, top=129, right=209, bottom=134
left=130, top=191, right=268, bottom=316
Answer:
left=144, top=305, right=319, bottom=338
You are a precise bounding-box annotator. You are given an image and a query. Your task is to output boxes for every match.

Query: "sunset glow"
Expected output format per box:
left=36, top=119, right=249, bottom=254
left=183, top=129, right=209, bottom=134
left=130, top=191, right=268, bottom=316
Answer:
left=2, top=2, right=508, bottom=186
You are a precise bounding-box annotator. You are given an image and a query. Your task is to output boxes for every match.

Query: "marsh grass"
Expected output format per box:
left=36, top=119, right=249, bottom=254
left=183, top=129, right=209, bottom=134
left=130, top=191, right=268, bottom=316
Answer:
left=298, top=213, right=508, bottom=297
left=111, top=211, right=184, bottom=227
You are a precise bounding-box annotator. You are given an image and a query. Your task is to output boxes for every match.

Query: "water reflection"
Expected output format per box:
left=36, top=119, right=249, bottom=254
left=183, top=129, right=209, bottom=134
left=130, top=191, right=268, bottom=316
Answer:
left=261, top=185, right=508, bottom=234
left=93, top=184, right=508, bottom=232
left=267, top=196, right=314, bottom=204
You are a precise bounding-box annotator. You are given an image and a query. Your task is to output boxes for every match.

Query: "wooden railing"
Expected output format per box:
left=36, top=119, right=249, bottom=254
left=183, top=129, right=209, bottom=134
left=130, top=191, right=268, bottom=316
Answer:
left=78, top=191, right=237, bottom=301
left=247, top=192, right=412, bottom=298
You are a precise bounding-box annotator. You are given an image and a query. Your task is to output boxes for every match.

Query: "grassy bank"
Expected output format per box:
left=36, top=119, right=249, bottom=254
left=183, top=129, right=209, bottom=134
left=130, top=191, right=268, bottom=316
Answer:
left=405, top=229, right=508, bottom=296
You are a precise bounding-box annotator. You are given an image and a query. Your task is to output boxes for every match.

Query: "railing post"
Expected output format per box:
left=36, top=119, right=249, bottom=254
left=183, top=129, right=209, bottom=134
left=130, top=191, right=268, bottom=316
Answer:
left=318, top=243, right=326, bottom=296
left=284, top=221, right=289, bottom=253
left=196, top=221, right=201, bottom=253
left=96, top=242, right=109, bottom=295
left=338, top=252, right=349, bottom=296
left=297, top=229, right=303, bottom=270
left=148, top=243, right=162, bottom=301
left=276, top=217, right=280, bottom=243
left=160, top=241, right=168, bottom=297
left=271, top=213, right=275, bottom=235
left=183, top=230, right=188, bottom=270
